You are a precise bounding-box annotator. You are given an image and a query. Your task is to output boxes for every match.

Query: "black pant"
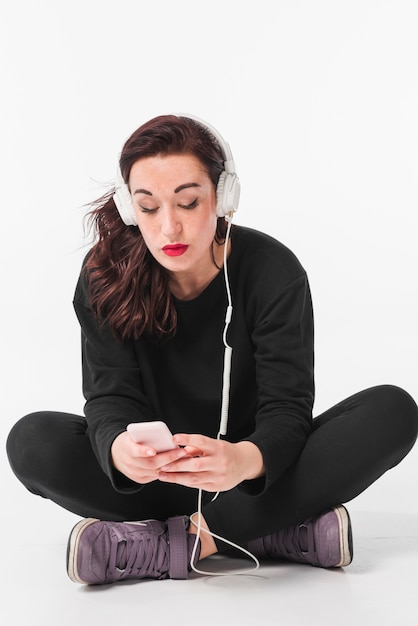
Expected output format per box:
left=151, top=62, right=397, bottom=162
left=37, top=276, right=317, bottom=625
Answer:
left=6, top=385, right=418, bottom=550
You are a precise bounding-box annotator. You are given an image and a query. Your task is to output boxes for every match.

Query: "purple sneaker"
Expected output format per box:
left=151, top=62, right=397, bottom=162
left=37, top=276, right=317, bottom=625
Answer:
left=248, top=505, right=353, bottom=568
left=67, top=515, right=200, bottom=584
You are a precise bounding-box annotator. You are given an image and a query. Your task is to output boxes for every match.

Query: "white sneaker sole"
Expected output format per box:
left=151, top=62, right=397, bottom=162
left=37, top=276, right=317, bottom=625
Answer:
left=66, top=517, right=99, bottom=583
left=333, top=505, right=353, bottom=567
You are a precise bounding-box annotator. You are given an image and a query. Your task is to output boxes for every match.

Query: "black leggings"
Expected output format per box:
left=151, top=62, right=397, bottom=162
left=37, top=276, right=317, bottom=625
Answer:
left=6, top=385, right=418, bottom=550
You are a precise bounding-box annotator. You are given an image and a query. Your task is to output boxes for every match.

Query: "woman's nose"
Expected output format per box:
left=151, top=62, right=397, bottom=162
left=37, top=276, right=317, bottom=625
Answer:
left=161, top=208, right=181, bottom=237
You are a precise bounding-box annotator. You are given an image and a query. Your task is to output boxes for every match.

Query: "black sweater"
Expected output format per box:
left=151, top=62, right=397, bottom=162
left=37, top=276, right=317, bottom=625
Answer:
left=73, top=226, right=314, bottom=495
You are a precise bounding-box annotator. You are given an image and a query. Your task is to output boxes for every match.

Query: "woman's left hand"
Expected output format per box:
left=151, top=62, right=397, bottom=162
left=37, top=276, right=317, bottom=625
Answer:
left=157, top=434, right=265, bottom=492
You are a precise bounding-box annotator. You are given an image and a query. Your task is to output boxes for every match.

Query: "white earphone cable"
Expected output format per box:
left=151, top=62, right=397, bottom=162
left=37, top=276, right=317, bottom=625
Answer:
left=218, top=215, right=233, bottom=438
left=189, top=214, right=259, bottom=576
left=189, top=489, right=260, bottom=576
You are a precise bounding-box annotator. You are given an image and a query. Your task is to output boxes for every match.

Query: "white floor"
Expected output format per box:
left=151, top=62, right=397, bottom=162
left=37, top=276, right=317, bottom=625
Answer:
left=2, top=471, right=418, bottom=626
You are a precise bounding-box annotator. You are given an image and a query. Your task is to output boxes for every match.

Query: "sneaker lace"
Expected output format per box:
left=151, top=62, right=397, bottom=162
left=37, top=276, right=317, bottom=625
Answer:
left=268, top=522, right=315, bottom=561
left=108, top=525, right=169, bottom=579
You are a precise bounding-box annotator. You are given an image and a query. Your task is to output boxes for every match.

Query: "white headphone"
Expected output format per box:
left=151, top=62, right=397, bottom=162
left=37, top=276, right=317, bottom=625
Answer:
left=113, top=114, right=240, bottom=226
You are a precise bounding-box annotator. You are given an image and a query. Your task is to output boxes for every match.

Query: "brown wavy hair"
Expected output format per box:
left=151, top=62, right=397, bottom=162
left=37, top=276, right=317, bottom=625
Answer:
left=84, top=115, right=228, bottom=341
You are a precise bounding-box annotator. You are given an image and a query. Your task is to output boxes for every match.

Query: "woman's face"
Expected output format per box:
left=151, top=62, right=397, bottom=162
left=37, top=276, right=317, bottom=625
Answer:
left=129, top=153, right=219, bottom=280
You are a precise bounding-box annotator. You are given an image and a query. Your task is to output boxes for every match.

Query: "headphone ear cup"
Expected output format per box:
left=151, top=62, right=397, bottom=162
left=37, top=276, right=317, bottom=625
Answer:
left=216, top=171, right=241, bottom=217
left=114, top=168, right=138, bottom=226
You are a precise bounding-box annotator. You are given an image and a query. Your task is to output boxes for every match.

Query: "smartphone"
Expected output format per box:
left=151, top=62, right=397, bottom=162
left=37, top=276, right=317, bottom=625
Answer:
left=126, top=421, right=177, bottom=453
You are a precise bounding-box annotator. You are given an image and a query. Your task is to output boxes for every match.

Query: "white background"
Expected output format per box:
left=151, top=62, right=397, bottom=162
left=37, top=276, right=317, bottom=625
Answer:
left=1, top=0, right=417, bottom=531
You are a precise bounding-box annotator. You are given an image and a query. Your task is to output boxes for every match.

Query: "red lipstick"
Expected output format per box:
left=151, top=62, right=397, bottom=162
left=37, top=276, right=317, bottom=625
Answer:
left=162, top=244, right=189, bottom=257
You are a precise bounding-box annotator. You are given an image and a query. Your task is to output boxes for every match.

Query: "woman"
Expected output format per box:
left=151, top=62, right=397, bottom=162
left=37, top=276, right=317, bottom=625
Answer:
left=7, top=114, right=418, bottom=584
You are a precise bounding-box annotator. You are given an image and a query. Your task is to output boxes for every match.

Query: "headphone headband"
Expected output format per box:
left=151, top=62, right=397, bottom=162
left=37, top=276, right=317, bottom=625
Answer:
left=113, top=114, right=240, bottom=226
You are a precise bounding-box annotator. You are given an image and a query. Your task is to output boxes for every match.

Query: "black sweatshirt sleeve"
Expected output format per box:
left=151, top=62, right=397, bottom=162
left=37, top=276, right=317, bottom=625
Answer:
left=221, top=228, right=314, bottom=495
left=241, top=272, right=314, bottom=494
left=73, top=273, right=155, bottom=492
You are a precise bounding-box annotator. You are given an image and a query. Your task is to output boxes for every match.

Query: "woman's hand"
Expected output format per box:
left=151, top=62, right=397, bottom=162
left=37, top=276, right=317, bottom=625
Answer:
left=110, top=431, right=191, bottom=484
left=157, top=434, right=265, bottom=492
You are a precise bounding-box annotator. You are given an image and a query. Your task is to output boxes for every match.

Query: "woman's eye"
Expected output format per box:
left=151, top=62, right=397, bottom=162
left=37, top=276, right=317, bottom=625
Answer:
left=179, top=198, right=199, bottom=210
left=139, top=205, right=158, bottom=213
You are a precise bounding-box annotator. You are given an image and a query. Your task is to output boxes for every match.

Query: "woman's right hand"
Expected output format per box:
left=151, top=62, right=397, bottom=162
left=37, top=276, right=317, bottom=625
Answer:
left=110, top=431, right=190, bottom=484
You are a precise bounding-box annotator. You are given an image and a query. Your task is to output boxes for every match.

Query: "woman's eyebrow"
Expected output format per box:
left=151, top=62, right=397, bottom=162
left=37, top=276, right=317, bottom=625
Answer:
left=174, top=182, right=201, bottom=193
left=133, top=188, right=152, bottom=196
left=133, top=182, right=201, bottom=196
